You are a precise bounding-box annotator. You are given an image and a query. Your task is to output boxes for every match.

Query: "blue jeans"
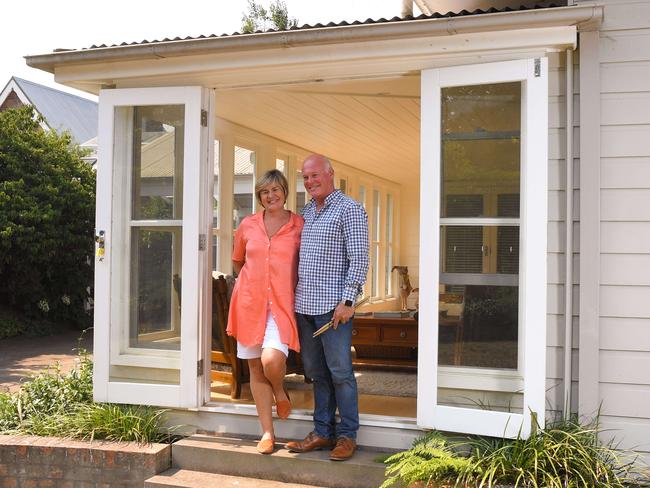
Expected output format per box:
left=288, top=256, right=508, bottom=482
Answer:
left=296, top=310, right=359, bottom=440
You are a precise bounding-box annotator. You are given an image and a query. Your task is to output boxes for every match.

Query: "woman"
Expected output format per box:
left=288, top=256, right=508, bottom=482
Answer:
left=227, top=169, right=303, bottom=455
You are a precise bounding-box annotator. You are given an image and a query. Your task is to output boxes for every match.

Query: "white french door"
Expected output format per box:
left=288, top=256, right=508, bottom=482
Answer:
left=418, top=58, right=548, bottom=438
left=94, top=87, right=212, bottom=408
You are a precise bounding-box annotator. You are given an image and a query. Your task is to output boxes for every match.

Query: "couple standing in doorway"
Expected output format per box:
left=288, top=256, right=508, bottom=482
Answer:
left=226, top=153, right=369, bottom=460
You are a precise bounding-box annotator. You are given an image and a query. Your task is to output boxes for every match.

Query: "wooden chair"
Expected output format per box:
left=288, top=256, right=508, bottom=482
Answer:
left=211, top=275, right=249, bottom=399
left=210, top=275, right=307, bottom=399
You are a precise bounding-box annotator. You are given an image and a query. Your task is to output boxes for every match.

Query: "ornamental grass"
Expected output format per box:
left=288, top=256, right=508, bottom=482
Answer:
left=383, top=419, right=648, bottom=488
left=0, top=345, right=173, bottom=444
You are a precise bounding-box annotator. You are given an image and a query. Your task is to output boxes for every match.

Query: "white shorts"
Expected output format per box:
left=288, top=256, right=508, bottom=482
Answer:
left=237, top=309, right=289, bottom=359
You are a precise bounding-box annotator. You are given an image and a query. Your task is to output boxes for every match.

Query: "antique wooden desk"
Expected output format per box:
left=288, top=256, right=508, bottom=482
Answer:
left=351, top=316, right=418, bottom=370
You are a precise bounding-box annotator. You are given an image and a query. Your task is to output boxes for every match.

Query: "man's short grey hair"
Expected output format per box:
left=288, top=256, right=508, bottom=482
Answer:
left=304, top=154, right=333, bottom=173
left=322, top=156, right=333, bottom=172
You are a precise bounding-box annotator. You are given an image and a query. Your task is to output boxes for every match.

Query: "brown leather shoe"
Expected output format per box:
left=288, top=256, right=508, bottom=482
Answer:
left=330, top=437, right=357, bottom=461
left=286, top=431, right=335, bottom=453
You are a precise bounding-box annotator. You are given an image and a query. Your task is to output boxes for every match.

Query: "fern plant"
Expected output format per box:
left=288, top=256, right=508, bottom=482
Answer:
left=382, top=431, right=476, bottom=488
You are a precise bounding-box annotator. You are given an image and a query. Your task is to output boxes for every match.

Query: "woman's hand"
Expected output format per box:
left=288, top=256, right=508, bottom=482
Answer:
left=332, top=302, right=354, bottom=330
left=233, top=260, right=245, bottom=276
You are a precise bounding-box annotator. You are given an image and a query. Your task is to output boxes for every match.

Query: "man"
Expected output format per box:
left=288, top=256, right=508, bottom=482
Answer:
left=286, top=154, right=369, bottom=461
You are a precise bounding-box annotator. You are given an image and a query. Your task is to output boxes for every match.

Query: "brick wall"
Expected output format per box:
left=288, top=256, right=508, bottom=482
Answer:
left=0, top=435, right=171, bottom=487
left=0, top=91, right=24, bottom=111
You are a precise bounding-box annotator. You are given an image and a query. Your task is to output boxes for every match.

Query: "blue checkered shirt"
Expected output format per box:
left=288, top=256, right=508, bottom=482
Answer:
left=295, top=190, right=369, bottom=315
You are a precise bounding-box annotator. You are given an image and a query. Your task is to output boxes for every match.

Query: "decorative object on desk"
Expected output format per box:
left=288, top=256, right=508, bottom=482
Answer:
left=392, top=266, right=418, bottom=311
left=373, top=310, right=411, bottom=318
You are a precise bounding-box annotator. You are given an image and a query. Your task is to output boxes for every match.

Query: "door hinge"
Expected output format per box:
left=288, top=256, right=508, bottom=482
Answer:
left=197, top=359, right=204, bottom=377
left=534, top=58, right=541, bottom=78
left=201, top=109, right=208, bottom=127
left=199, top=234, right=207, bottom=251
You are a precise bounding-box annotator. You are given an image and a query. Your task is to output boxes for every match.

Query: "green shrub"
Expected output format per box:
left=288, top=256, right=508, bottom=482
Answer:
left=0, top=347, right=172, bottom=444
left=0, top=391, right=19, bottom=431
left=17, top=351, right=93, bottom=418
left=0, top=106, right=96, bottom=331
left=0, top=314, right=24, bottom=339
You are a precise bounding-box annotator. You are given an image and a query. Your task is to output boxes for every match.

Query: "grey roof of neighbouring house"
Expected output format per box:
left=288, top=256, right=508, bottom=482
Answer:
left=12, top=77, right=98, bottom=144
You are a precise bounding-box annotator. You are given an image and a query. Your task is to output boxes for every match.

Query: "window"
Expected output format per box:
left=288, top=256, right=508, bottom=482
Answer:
left=212, top=140, right=220, bottom=272
left=233, top=145, right=256, bottom=229
left=295, top=169, right=307, bottom=214
left=339, top=177, right=348, bottom=194
left=276, top=158, right=286, bottom=174
left=385, top=193, right=394, bottom=296
left=371, top=190, right=381, bottom=298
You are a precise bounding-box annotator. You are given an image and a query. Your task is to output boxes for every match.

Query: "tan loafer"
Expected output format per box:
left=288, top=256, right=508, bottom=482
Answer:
left=330, top=437, right=357, bottom=461
left=256, top=437, right=275, bottom=455
left=286, top=431, right=335, bottom=453
left=276, top=387, right=292, bottom=420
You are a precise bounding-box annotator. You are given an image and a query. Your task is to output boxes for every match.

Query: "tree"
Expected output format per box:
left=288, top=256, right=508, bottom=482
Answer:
left=0, top=106, right=96, bottom=330
left=241, top=0, right=298, bottom=33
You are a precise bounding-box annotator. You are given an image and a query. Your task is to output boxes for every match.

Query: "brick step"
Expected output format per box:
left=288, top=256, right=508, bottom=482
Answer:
left=166, top=434, right=390, bottom=488
left=146, top=468, right=324, bottom=487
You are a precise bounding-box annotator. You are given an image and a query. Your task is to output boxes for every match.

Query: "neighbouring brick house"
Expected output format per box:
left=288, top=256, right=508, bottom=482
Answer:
left=0, top=76, right=98, bottom=163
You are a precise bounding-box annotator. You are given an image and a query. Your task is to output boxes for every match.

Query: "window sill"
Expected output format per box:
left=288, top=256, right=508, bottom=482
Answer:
left=437, top=366, right=523, bottom=392
left=110, top=351, right=181, bottom=369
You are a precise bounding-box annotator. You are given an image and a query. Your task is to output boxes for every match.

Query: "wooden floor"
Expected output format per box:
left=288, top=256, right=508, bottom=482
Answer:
left=210, top=380, right=417, bottom=418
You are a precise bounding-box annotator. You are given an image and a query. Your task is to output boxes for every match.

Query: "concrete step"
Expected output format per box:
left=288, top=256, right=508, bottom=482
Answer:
left=146, top=468, right=325, bottom=487
left=169, top=434, right=390, bottom=488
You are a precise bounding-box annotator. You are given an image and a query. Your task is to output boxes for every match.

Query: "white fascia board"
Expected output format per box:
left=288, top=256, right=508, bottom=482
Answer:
left=52, top=25, right=576, bottom=92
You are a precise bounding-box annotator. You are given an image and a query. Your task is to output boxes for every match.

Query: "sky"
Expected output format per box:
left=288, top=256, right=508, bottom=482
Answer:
left=1, top=0, right=418, bottom=101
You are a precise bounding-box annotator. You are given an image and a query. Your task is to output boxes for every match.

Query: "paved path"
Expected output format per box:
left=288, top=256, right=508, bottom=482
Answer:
left=0, top=328, right=93, bottom=393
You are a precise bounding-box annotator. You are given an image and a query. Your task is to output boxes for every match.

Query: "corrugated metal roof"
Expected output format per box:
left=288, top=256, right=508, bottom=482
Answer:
left=81, top=4, right=564, bottom=50
left=13, top=77, right=97, bottom=144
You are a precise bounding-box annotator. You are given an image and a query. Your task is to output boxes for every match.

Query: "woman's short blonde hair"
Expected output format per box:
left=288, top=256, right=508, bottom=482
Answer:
left=255, top=169, right=289, bottom=205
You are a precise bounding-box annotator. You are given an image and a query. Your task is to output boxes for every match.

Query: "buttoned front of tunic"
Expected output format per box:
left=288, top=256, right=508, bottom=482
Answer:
left=227, top=211, right=303, bottom=351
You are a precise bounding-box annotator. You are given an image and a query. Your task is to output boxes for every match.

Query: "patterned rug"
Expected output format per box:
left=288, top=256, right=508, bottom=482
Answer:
left=285, top=370, right=417, bottom=398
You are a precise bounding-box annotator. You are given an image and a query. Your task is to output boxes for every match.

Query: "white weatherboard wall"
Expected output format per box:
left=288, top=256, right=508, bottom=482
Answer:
left=576, top=0, right=650, bottom=455
left=545, top=50, right=580, bottom=418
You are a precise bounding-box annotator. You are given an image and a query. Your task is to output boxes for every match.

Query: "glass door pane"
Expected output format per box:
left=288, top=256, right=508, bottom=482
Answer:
left=127, top=105, right=185, bottom=355
left=438, top=81, right=522, bottom=412
left=130, top=228, right=182, bottom=351
left=234, top=145, right=255, bottom=229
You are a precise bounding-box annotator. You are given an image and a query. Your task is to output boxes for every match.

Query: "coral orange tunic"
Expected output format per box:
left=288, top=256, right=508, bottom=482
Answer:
left=227, top=211, right=303, bottom=351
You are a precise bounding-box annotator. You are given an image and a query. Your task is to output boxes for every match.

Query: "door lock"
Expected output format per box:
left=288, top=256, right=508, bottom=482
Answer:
left=95, top=230, right=105, bottom=261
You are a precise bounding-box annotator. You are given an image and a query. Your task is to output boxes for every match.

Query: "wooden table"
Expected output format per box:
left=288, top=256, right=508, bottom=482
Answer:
left=351, top=316, right=418, bottom=370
